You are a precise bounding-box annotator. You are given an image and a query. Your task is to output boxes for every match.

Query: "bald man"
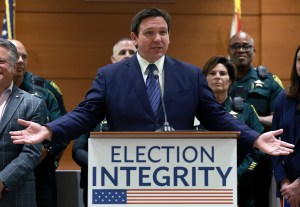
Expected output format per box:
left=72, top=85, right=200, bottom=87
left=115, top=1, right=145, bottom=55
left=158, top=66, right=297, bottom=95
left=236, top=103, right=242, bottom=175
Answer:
left=111, top=37, right=136, bottom=63
left=228, top=32, right=283, bottom=128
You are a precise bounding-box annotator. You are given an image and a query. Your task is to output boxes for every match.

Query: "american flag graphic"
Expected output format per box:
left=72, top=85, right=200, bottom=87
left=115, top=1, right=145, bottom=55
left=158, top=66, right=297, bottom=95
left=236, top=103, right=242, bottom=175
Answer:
left=93, top=188, right=233, bottom=204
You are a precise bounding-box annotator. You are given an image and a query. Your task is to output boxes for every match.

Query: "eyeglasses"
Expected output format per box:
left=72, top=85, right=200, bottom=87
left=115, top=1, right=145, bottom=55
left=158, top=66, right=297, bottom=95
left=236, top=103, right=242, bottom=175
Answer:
left=230, top=44, right=253, bottom=52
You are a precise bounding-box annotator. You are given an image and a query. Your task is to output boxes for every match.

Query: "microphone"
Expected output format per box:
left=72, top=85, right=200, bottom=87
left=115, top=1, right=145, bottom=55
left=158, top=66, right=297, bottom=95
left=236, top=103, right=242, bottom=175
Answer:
left=153, top=71, right=175, bottom=132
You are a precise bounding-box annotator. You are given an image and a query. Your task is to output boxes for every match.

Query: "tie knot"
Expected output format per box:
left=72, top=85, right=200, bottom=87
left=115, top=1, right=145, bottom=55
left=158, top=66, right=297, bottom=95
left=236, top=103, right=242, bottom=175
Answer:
left=147, top=64, right=157, bottom=73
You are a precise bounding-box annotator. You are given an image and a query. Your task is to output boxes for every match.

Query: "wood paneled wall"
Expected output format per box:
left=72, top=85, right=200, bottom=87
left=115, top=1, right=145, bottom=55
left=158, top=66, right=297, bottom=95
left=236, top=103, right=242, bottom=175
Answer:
left=2, top=0, right=299, bottom=169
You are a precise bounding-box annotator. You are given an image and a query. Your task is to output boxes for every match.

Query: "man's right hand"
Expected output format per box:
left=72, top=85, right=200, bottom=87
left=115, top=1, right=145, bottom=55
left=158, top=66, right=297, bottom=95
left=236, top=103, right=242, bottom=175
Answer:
left=10, top=119, right=52, bottom=144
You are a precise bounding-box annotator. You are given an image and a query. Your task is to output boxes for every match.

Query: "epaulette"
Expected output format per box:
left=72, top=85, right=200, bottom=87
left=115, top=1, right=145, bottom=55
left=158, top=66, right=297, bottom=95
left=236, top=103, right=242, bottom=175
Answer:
left=230, top=97, right=244, bottom=111
left=256, top=66, right=284, bottom=87
left=30, top=87, right=46, bottom=99
left=273, top=75, right=284, bottom=88
left=31, top=75, right=46, bottom=88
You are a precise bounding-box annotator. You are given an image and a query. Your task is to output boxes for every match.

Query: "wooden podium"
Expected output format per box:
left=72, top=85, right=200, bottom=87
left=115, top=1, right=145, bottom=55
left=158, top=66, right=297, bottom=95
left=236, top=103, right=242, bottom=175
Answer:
left=88, top=131, right=239, bottom=207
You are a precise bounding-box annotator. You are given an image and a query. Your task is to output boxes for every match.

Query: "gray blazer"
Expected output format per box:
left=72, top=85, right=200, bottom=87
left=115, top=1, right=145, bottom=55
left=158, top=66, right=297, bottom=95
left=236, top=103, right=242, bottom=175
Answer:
left=0, top=85, right=47, bottom=207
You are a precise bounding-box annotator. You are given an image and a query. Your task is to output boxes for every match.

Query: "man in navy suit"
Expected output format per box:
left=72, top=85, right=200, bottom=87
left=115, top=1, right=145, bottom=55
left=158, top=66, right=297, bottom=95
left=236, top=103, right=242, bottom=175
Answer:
left=10, top=8, right=293, bottom=157
left=72, top=37, right=137, bottom=207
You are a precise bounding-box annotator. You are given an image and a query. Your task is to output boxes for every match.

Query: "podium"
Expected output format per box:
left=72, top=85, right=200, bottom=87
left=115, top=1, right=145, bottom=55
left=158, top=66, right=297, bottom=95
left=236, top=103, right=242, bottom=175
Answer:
left=88, top=131, right=239, bottom=207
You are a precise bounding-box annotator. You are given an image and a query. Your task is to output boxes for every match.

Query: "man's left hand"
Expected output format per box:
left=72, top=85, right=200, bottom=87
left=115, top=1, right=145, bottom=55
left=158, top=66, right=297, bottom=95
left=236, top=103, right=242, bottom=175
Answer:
left=253, top=129, right=294, bottom=156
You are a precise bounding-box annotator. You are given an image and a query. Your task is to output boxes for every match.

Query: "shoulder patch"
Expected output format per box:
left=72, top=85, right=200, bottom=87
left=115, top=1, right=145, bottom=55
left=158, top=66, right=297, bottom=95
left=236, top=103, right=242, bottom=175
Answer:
left=272, top=75, right=284, bottom=88
left=50, top=81, right=62, bottom=94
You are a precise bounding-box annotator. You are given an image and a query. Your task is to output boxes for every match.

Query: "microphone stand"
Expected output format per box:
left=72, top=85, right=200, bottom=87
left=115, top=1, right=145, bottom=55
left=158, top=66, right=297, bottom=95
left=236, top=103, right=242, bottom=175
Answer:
left=154, top=73, right=175, bottom=132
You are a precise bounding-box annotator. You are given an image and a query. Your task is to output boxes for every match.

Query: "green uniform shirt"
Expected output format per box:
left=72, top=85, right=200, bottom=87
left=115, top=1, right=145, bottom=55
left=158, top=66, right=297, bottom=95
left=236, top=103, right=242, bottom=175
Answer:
left=21, top=73, right=68, bottom=157
left=223, top=98, right=264, bottom=134
left=229, top=67, right=283, bottom=116
left=195, top=97, right=264, bottom=205
left=24, top=71, right=67, bottom=115
left=223, top=97, right=263, bottom=206
left=20, top=80, right=60, bottom=122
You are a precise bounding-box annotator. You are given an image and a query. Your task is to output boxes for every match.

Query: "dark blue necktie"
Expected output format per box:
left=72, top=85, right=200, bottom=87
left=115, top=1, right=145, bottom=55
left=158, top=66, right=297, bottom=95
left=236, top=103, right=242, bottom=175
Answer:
left=146, top=64, right=160, bottom=116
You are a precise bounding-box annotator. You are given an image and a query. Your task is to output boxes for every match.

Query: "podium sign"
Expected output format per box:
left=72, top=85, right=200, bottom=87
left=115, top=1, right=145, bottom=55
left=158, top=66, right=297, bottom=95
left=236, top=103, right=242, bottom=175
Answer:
left=88, top=132, right=238, bottom=206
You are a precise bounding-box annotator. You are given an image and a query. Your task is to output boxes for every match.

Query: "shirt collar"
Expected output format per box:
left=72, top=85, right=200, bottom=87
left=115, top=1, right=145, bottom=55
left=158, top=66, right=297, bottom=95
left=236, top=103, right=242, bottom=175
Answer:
left=136, top=52, right=165, bottom=76
left=1, top=81, right=13, bottom=96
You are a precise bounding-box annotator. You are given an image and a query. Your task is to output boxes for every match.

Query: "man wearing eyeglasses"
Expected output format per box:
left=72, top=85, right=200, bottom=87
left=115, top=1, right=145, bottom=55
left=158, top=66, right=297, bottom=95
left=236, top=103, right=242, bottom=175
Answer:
left=228, top=31, right=283, bottom=207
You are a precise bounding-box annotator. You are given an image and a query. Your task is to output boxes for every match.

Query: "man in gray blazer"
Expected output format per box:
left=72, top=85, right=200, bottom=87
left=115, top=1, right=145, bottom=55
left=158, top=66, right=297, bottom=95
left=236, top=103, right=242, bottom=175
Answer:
left=0, top=38, right=48, bottom=206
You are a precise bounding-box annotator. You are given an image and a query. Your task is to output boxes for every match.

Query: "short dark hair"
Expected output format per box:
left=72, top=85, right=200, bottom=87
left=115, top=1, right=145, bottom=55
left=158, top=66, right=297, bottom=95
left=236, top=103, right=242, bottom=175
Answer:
left=202, top=55, right=237, bottom=83
left=130, top=7, right=171, bottom=36
left=0, top=38, right=18, bottom=65
left=286, top=45, right=300, bottom=98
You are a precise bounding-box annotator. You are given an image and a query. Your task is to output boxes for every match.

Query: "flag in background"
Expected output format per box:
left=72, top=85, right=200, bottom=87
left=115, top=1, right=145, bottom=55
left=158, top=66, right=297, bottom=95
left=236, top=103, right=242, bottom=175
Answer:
left=2, top=0, right=15, bottom=39
left=230, top=0, right=241, bottom=37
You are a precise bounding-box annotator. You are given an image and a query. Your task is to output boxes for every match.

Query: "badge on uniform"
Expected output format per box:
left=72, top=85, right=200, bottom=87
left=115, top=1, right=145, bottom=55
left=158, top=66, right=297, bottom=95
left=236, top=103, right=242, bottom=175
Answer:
left=254, top=80, right=264, bottom=88
left=229, top=110, right=238, bottom=118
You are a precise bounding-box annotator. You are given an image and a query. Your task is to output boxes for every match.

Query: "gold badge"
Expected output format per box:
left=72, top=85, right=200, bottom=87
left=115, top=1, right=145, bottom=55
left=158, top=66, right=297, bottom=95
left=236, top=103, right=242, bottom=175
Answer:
left=254, top=80, right=264, bottom=88
left=229, top=110, right=238, bottom=118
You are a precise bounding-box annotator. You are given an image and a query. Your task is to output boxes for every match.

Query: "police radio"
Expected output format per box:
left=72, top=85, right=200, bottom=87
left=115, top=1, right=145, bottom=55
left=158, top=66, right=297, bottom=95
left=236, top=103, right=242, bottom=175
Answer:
left=256, top=65, right=268, bottom=78
left=230, top=97, right=244, bottom=111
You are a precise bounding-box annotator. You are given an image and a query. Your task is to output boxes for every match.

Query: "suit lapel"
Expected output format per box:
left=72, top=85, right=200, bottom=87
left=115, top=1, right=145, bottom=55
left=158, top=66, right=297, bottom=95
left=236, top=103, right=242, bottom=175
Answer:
left=127, top=56, right=154, bottom=117
left=0, top=86, right=23, bottom=133
left=161, top=56, right=178, bottom=117
left=163, top=56, right=178, bottom=101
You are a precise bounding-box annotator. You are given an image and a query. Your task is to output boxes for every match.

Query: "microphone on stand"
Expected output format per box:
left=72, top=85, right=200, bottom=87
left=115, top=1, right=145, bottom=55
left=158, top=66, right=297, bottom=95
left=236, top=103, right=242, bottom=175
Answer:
left=153, top=71, right=175, bottom=132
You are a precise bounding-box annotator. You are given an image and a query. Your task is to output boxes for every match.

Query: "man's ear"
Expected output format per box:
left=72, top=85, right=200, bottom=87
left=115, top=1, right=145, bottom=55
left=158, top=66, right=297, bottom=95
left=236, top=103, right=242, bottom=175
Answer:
left=253, top=47, right=256, bottom=57
left=227, top=47, right=230, bottom=57
left=130, top=32, right=138, bottom=47
left=111, top=56, right=116, bottom=64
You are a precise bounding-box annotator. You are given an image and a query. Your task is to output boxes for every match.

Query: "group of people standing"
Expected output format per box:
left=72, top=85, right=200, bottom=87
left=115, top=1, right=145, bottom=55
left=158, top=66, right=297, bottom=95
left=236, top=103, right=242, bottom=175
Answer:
left=0, top=6, right=298, bottom=207
left=0, top=38, right=68, bottom=207
left=195, top=30, right=300, bottom=207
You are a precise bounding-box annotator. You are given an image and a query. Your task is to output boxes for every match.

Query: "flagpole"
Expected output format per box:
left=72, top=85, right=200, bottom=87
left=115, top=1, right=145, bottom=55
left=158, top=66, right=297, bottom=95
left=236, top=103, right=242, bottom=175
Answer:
left=230, top=0, right=242, bottom=38
left=2, top=0, right=15, bottom=39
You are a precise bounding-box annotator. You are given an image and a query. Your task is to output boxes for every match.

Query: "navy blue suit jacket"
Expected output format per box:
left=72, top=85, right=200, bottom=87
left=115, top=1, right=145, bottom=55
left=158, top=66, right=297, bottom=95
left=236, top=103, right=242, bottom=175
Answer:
left=272, top=90, right=300, bottom=196
left=48, top=55, right=259, bottom=150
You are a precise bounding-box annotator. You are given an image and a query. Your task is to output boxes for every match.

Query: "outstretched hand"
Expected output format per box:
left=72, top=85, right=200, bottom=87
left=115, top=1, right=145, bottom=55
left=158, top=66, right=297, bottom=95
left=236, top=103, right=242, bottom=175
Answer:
left=10, top=119, right=52, bottom=144
left=11, top=120, right=295, bottom=156
left=254, top=129, right=294, bottom=156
